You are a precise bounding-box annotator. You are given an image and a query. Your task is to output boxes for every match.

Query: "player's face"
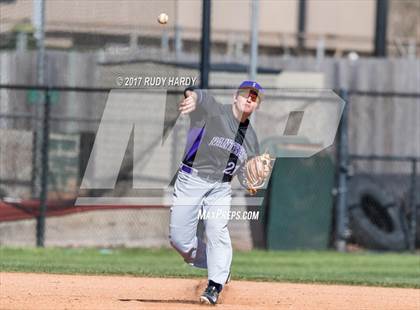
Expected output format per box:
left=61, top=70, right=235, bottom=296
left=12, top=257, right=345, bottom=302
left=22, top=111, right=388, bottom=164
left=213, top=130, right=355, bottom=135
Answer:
left=234, top=89, right=261, bottom=115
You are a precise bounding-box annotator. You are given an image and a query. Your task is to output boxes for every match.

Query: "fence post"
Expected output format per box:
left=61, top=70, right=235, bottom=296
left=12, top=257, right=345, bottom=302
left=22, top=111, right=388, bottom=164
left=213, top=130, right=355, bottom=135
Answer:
left=409, top=159, right=417, bottom=252
left=36, top=88, right=50, bottom=247
left=335, top=89, right=349, bottom=252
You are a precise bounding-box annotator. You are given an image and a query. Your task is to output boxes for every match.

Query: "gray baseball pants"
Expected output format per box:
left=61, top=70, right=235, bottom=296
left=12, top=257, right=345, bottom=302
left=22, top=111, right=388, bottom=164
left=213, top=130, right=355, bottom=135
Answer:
left=169, top=170, right=232, bottom=286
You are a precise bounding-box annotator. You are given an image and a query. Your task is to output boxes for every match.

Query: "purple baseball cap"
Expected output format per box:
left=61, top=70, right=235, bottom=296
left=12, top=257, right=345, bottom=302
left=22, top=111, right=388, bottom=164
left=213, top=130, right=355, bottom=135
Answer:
left=238, top=80, right=264, bottom=93
left=237, top=80, right=264, bottom=101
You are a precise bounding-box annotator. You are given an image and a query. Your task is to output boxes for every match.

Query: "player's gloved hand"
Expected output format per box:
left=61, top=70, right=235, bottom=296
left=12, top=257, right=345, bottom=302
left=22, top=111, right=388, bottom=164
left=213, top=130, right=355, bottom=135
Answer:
left=180, top=90, right=197, bottom=115
left=243, top=153, right=274, bottom=195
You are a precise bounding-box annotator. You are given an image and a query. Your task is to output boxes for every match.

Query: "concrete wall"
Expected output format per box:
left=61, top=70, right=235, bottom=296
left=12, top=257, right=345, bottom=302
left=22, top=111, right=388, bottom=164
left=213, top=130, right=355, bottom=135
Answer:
left=0, top=205, right=253, bottom=250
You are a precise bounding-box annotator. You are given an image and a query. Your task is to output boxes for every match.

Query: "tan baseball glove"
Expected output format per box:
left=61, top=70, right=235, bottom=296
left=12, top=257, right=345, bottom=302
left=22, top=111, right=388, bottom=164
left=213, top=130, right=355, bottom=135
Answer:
left=243, top=153, right=274, bottom=195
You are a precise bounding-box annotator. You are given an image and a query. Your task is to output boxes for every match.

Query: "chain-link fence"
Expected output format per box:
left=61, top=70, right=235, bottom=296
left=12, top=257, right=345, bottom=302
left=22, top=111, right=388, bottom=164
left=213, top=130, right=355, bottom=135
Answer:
left=0, top=85, right=184, bottom=247
left=0, top=85, right=272, bottom=250
left=336, top=90, right=420, bottom=252
left=1, top=84, right=418, bottom=251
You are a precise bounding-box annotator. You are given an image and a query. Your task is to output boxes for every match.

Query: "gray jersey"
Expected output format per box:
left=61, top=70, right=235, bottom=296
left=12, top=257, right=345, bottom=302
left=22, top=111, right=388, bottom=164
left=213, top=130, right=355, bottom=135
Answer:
left=182, top=89, right=260, bottom=182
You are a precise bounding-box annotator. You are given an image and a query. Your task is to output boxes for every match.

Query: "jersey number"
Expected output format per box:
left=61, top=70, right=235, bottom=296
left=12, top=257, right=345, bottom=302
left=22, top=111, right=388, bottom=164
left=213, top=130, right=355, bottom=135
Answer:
left=223, top=162, right=239, bottom=176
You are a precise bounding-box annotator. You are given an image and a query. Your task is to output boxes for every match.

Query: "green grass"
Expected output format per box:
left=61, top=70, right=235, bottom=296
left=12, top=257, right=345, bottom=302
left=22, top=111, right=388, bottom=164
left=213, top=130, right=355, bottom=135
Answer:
left=1, top=247, right=419, bottom=288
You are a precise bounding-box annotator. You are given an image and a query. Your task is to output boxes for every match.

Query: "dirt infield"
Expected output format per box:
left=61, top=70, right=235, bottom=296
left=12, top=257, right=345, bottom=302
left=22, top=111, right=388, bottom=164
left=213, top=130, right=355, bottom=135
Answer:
left=1, top=273, right=418, bottom=310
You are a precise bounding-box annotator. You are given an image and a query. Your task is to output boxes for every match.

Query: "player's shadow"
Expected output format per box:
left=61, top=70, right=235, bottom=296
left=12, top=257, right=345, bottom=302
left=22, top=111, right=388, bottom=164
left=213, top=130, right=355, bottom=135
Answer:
left=119, top=298, right=200, bottom=305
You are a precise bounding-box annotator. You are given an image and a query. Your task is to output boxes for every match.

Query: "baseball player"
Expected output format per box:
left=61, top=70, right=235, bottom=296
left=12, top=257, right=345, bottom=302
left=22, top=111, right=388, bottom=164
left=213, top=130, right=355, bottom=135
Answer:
left=169, top=81, right=269, bottom=305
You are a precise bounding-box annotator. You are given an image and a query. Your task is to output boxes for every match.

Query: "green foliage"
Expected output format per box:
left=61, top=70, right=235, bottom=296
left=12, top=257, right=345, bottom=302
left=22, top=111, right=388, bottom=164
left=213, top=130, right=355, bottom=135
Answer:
left=0, top=247, right=419, bottom=288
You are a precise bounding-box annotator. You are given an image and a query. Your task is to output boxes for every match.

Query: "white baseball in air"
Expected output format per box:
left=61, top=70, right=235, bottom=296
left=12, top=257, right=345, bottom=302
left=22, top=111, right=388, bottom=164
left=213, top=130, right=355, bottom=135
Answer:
left=347, top=51, right=359, bottom=61
left=157, top=13, right=169, bottom=24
